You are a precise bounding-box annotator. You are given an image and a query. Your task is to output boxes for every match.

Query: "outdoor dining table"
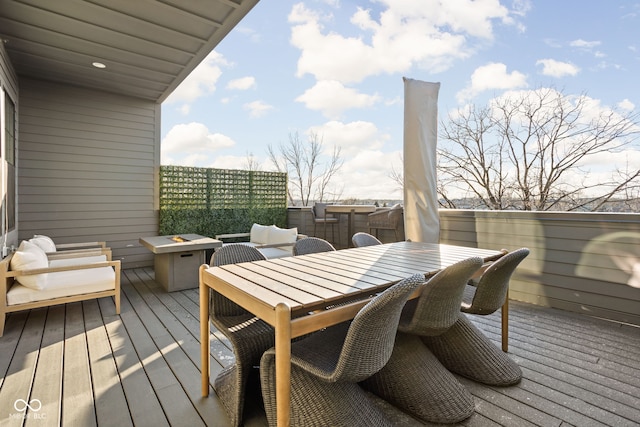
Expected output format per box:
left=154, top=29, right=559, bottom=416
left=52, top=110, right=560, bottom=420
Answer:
left=199, top=241, right=505, bottom=426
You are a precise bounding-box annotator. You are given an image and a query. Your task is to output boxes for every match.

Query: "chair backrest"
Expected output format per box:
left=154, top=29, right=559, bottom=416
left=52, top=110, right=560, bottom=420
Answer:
left=210, top=243, right=267, bottom=266
left=209, top=244, right=267, bottom=317
left=293, top=237, right=335, bottom=255
left=352, top=232, right=382, bottom=248
left=328, top=273, right=425, bottom=382
left=465, top=248, right=529, bottom=314
left=398, top=257, right=484, bottom=336
left=387, top=204, right=403, bottom=226
left=312, top=202, right=329, bottom=219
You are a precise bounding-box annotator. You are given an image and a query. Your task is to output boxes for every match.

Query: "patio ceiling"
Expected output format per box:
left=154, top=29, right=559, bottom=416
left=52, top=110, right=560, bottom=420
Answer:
left=0, top=0, right=260, bottom=102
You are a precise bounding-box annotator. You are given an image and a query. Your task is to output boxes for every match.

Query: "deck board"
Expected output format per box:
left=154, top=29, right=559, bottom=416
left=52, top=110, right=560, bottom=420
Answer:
left=83, top=299, right=132, bottom=427
left=62, top=302, right=96, bottom=427
left=0, top=267, right=638, bottom=426
left=27, top=304, right=64, bottom=427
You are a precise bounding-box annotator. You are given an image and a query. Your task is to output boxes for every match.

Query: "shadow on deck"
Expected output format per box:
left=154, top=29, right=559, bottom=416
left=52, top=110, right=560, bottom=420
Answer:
left=0, top=267, right=638, bottom=426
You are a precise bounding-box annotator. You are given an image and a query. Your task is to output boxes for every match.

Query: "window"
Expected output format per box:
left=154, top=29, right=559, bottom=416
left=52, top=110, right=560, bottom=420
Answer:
left=5, top=93, right=14, bottom=165
left=4, top=93, right=16, bottom=230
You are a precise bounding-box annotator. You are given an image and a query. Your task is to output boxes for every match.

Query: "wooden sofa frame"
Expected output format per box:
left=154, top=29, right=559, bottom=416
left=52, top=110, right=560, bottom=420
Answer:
left=215, top=232, right=307, bottom=249
left=0, top=251, right=121, bottom=337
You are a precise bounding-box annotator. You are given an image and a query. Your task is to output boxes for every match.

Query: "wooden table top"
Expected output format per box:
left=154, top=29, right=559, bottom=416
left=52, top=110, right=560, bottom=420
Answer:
left=201, top=241, right=504, bottom=319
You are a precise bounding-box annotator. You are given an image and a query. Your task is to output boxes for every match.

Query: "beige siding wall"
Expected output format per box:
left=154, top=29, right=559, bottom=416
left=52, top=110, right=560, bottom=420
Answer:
left=17, top=78, right=157, bottom=268
left=439, top=209, right=640, bottom=326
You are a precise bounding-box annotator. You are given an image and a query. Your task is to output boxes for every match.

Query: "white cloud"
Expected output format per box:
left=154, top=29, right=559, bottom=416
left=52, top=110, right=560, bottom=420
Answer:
left=161, top=122, right=235, bottom=165
left=164, top=51, right=230, bottom=108
left=618, top=99, right=635, bottom=111
left=227, top=77, right=256, bottom=90
left=336, top=149, right=404, bottom=200
left=570, top=39, right=602, bottom=49
left=308, top=120, right=389, bottom=156
left=536, top=59, right=580, bottom=78
left=456, top=62, right=528, bottom=102
left=244, top=100, right=274, bottom=118
left=288, top=1, right=519, bottom=84
left=295, top=80, right=381, bottom=119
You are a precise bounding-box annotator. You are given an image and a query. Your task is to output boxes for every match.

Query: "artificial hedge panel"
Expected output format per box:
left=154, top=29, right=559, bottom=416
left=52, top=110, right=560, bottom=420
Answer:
left=159, top=166, right=288, bottom=236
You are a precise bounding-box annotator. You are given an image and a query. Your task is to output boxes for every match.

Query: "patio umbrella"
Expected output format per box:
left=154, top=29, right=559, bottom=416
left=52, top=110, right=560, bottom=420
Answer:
left=403, top=78, right=440, bottom=243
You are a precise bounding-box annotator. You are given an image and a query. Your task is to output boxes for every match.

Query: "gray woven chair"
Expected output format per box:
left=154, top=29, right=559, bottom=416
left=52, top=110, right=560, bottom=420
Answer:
left=261, top=273, right=425, bottom=427
left=311, top=202, right=340, bottom=243
left=462, top=248, right=530, bottom=352
left=208, top=244, right=273, bottom=427
left=351, top=232, right=382, bottom=248
left=293, top=236, right=336, bottom=255
left=421, top=313, right=522, bottom=386
left=361, top=257, right=483, bottom=424
left=368, top=204, right=403, bottom=241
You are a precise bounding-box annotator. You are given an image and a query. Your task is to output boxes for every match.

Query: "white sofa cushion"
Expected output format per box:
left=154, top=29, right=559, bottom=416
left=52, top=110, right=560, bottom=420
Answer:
left=30, top=235, right=57, bottom=253
left=7, top=266, right=116, bottom=306
left=257, top=247, right=292, bottom=259
left=10, top=241, right=49, bottom=290
left=250, top=223, right=273, bottom=244
left=268, top=226, right=298, bottom=245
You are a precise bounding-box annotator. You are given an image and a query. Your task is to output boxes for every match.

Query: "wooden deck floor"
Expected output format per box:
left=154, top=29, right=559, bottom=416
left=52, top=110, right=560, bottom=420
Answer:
left=0, top=267, right=638, bottom=427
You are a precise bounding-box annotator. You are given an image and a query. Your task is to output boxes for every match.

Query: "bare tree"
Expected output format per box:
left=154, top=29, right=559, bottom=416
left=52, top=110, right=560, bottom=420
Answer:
left=267, top=131, right=343, bottom=206
left=438, top=88, right=640, bottom=211
left=244, top=151, right=261, bottom=171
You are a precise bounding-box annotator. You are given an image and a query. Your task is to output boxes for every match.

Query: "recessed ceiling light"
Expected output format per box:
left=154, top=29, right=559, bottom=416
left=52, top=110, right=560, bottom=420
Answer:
left=92, top=62, right=106, bottom=69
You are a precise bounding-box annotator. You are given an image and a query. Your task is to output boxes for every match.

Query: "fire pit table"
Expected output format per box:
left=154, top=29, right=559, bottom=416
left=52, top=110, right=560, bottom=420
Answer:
left=139, top=234, right=222, bottom=292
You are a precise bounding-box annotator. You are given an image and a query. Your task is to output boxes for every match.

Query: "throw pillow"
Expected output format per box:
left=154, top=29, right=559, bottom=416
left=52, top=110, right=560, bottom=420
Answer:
left=250, top=223, right=272, bottom=245
left=268, top=226, right=298, bottom=245
left=10, top=240, right=49, bottom=290
left=30, top=235, right=57, bottom=253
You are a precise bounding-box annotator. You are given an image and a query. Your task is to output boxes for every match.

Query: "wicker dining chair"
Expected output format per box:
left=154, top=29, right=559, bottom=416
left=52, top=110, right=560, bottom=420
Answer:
left=417, top=249, right=530, bottom=386
left=351, top=232, right=382, bottom=248
left=462, top=247, right=530, bottom=352
left=361, top=257, right=483, bottom=424
left=368, top=204, right=403, bottom=241
left=260, top=274, right=425, bottom=427
left=293, top=236, right=336, bottom=255
left=208, top=244, right=274, bottom=427
left=311, top=202, right=340, bottom=243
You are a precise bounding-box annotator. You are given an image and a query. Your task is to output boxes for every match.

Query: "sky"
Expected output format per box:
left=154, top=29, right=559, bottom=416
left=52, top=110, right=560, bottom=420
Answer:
left=160, top=0, right=640, bottom=202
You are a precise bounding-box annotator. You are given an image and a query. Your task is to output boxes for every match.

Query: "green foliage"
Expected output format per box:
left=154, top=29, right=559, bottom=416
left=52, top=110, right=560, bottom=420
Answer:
left=158, top=166, right=288, bottom=236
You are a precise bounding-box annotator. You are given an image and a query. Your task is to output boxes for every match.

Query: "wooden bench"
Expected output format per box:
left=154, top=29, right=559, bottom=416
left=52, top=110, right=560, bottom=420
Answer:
left=0, top=250, right=121, bottom=337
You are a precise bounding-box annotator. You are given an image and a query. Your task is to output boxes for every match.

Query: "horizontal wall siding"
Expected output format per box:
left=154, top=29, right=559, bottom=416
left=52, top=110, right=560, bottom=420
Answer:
left=439, top=209, right=640, bottom=326
left=17, top=78, right=157, bottom=268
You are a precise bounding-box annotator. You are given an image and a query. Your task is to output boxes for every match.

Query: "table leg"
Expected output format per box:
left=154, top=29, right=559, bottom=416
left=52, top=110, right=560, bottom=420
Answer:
left=501, top=290, right=509, bottom=352
left=200, top=266, right=210, bottom=397
left=348, top=209, right=356, bottom=247
left=275, top=303, right=292, bottom=427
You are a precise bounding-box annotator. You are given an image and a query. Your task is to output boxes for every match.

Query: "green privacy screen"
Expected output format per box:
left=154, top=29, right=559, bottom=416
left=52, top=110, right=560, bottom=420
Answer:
left=159, top=166, right=288, bottom=236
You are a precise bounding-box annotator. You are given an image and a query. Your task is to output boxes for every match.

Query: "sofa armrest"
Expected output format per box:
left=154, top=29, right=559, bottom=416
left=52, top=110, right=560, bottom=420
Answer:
left=7, top=260, right=120, bottom=277
left=253, top=242, right=294, bottom=249
left=55, top=241, right=107, bottom=250
left=215, top=233, right=250, bottom=241
left=47, top=248, right=112, bottom=261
